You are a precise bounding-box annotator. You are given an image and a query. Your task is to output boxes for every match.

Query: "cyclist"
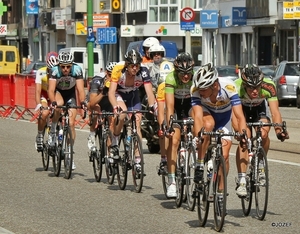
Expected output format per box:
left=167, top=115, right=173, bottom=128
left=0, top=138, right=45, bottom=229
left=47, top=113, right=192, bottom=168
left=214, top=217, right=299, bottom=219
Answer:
left=108, top=49, right=156, bottom=167
left=147, top=43, right=174, bottom=174
left=48, top=51, right=87, bottom=170
left=232, top=64, right=289, bottom=189
left=165, top=52, right=195, bottom=197
left=191, top=63, right=248, bottom=197
left=141, top=37, right=160, bottom=64
left=35, top=51, right=59, bottom=151
left=87, top=62, right=117, bottom=150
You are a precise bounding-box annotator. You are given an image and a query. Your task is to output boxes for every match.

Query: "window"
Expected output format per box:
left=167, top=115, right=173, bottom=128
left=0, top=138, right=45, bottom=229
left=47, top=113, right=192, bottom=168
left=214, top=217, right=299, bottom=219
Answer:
left=149, top=0, right=179, bottom=23
left=128, top=0, right=147, bottom=12
left=6, top=51, right=15, bottom=62
left=181, top=0, right=202, bottom=9
left=73, top=52, right=83, bottom=63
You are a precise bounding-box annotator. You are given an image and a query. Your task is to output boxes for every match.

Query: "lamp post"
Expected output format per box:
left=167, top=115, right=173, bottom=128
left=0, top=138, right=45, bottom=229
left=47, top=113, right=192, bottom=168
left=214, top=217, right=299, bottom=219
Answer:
left=87, top=0, right=94, bottom=82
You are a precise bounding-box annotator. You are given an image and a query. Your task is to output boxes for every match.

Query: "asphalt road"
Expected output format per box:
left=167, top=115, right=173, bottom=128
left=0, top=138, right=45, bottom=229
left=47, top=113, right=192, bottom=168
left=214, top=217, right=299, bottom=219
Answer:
left=0, top=107, right=299, bottom=234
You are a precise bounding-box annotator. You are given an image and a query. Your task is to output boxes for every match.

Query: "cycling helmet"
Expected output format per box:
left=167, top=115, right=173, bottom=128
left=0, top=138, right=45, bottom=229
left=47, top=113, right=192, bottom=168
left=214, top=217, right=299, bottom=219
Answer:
left=46, top=51, right=59, bottom=68
left=58, top=51, right=74, bottom=64
left=173, top=52, right=194, bottom=73
left=106, top=62, right=117, bottom=72
left=149, top=44, right=166, bottom=58
left=142, top=37, right=159, bottom=48
left=124, top=49, right=142, bottom=64
left=241, top=64, right=264, bottom=87
left=193, top=63, right=218, bottom=89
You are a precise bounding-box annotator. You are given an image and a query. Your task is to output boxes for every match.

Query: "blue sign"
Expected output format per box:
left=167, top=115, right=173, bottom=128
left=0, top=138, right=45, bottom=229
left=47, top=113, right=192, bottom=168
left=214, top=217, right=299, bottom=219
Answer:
left=180, top=22, right=195, bottom=31
left=200, top=10, right=219, bottom=29
left=221, top=16, right=231, bottom=28
left=87, top=26, right=95, bottom=42
left=232, top=7, right=246, bottom=26
left=26, top=0, right=39, bottom=14
left=97, top=27, right=117, bottom=44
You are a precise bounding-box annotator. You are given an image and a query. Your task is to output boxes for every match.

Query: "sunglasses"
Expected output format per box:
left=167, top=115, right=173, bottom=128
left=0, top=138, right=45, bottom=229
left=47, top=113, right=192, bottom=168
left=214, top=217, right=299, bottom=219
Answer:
left=60, top=65, right=71, bottom=69
left=107, top=72, right=112, bottom=76
left=152, top=52, right=163, bottom=56
left=128, top=64, right=140, bottom=69
left=178, top=71, right=192, bottom=76
left=244, top=84, right=261, bottom=90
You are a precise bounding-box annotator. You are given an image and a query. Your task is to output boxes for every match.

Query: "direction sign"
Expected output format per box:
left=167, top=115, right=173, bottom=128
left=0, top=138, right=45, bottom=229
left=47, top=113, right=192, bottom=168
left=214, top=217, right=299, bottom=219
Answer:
left=180, top=7, right=195, bottom=22
left=97, top=27, right=117, bottom=44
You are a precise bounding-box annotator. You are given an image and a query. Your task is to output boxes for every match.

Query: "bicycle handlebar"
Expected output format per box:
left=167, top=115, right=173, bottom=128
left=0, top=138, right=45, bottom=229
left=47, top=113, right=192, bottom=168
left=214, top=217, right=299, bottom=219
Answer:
left=198, top=127, right=246, bottom=139
left=50, top=105, right=87, bottom=119
left=246, top=121, right=286, bottom=129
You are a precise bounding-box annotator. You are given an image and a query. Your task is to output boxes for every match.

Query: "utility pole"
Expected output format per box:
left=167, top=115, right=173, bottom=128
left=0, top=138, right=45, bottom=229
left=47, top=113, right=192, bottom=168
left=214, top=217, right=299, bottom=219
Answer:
left=185, top=0, right=191, bottom=54
left=87, top=0, right=94, bottom=82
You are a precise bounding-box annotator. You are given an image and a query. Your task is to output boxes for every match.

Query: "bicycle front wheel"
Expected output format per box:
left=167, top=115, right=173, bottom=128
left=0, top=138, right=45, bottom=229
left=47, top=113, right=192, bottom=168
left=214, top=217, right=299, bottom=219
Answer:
left=92, top=127, right=103, bottom=182
left=42, top=126, right=50, bottom=171
left=63, top=127, right=73, bottom=179
left=131, top=135, right=144, bottom=193
left=105, top=129, right=115, bottom=185
left=117, top=132, right=128, bottom=190
left=255, top=148, right=268, bottom=220
left=186, top=144, right=197, bottom=211
left=241, top=171, right=253, bottom=216
left=52, top=144, right=61, bottom=177
left=175, top=150, right=184, bottom=208
left=213, top=154, right=227, bottom=232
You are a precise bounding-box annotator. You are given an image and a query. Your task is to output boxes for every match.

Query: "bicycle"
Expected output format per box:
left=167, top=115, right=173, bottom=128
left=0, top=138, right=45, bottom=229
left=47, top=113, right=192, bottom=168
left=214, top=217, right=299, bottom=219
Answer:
left=114, top=109, right=150, bottom=193
left=195, top=127, right=245, bottom=232
left=241, top=121, right=287, bottom=220
left=49, top=101, right=86, bottom=179
left=168, top=115, right=197, bottom=210
left=88, top=111, right=115, bottom=184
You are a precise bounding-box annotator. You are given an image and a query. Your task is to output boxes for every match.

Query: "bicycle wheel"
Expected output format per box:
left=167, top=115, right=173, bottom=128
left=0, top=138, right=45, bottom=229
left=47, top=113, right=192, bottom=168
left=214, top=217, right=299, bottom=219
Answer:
left=196, top=149, right=211, bottom=227
left=92, top=127, right=103, bottom=182
left=213, top=154, right=227, bottom=232
left=255, top=148, right=268, bottom=220
left=131, top=135, right=144, bottom=193
left=105, top=129, right=115, bottom=185
left=241, top=170, right=253, bottom=216
left=63, top=127, right=73, bottom=179
left=52, top=142, right=61, bottom=177
left=175, top=150, right=184, bottom=207
left=41, top=126, right=50, bottom=171
left=186, top=144, right=197, bottom=211
left=162, top=173, right=170, bottom=199
left=117, top=132, right=128, bottom=190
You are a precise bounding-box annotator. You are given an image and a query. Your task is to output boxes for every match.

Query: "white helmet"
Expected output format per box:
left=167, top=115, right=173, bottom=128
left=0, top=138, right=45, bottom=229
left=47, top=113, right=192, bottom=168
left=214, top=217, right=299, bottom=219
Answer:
left=58, top=52, right=74, bottom=64
left=142, top=37, right=159, bottom=48
left=193, top=63, right=218, bottom=89
left=149, top=44, right=166, bottom=57
left=106, top=62, right=117, bottom=72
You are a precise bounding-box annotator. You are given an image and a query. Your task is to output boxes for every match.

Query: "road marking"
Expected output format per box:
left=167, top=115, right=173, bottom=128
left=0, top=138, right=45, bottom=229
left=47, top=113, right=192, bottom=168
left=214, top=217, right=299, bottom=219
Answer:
left=268, top=158, right=300, bottom=167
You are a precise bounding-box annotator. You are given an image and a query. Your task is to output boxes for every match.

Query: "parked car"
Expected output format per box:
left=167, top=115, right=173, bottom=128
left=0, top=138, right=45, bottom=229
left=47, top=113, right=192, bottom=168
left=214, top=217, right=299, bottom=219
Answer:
left=22, top=61, right=47, bottom=75
left=271, top=61, right=299, bottom=106
left=215, top=65, right=239, bottom=81
left=259, top=65, right=276, bottom=78
left=296, top=77, right=300, bottom=108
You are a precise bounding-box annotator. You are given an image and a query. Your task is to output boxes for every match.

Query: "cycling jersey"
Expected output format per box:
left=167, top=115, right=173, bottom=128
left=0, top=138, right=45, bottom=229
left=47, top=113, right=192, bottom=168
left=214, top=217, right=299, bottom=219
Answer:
left=156, top=82, right=165, bottom=102
left=49, top=64, right=83, bottom=91
left=165, top=71, right=193, bottom=119
left=111, top=61, right=151, bottom=93
left=191, top=78, right=241, bottom=130
left=35, top=66, right=48, bottom=100
left=234, top=78, right=278, bottom=107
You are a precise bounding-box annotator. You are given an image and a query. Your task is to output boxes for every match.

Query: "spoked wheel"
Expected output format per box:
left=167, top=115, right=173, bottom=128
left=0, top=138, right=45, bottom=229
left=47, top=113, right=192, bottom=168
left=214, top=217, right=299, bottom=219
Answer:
left=241, top=171, right=253, bottom=216
left=255, top=149, right=268, bottom=220
left=213, top=154, right=227, bottom=232
left=52, top=144, right=61, bottom=177
left=63, top=127, right=73, bottom=179
left=196, top=154, right=210, bottom=227
left=161, top=168, right=170, bottom=199
left=105, top=130, right=115, bottom=185
left=186, top=146, right=196, bottom=211
left=41, top=126, right=50, bottom=171
left=131, top=135, right=144, bottom=193
left=117, top=133, right=128, bottom=190
left=175, top=150, right=184, bottom=207
left=92, top=129, right=103, bottom=182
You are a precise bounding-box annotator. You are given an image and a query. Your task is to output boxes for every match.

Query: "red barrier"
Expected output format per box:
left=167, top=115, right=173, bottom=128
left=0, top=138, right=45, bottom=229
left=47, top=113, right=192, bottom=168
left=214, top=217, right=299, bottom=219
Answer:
left=0, top=74, right=14, bottom=117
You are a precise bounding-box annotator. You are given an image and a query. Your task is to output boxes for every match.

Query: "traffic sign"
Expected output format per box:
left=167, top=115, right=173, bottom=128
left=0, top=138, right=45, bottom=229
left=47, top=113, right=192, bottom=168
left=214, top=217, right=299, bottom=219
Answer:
left=180, top=22, right=195, bottom=31
left=87, top=26, right=95, bottom=42
left=97, top=27, right=117, bottom=44
left=180, top=7, right=195, bottom=22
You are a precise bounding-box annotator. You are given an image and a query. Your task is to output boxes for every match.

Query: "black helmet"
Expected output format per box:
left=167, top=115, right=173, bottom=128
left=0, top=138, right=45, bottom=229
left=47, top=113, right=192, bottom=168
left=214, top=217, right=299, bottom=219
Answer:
left=173, top=52, right=194, bottom=73
left=241, top=64, right=264, bottom=87
left=124, top=49, right=142, bottom=64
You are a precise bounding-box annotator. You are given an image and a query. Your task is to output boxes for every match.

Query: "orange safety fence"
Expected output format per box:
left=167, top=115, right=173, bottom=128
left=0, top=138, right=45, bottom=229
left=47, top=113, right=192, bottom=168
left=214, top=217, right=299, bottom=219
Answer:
left=0, top=74, right=14, bottom=117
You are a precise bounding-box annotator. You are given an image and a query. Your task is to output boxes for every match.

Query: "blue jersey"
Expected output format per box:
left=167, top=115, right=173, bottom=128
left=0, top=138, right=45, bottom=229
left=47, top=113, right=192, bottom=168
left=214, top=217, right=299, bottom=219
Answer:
left=49, top=64, right=83, bottom=91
